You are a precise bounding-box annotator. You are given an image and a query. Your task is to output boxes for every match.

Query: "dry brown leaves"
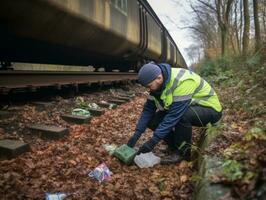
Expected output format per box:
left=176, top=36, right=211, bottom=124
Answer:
left=0, top=95, right=194, bottom=200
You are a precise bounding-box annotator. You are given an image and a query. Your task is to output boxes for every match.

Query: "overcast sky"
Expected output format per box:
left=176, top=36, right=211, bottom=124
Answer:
left=147, top=0, right=193, bottom=66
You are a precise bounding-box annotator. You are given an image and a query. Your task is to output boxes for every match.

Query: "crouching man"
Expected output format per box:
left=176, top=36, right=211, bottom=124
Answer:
left=127, top=62, right=222, bottom=164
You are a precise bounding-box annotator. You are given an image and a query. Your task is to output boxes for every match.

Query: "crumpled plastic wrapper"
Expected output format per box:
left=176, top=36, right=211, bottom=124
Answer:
left=87, top=103, right=100, bottom=109
left=88, top=163, right=111, bottom=182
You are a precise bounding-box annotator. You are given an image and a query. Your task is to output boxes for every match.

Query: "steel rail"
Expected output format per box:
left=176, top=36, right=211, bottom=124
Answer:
left=0, top=71, right=137, bottom=89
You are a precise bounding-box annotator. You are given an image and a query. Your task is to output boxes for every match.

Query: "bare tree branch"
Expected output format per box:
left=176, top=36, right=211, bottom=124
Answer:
left=197, top=0, right=217, bottom=11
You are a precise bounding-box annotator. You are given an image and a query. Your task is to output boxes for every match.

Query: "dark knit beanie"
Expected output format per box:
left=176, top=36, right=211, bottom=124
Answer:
left=138, top=63, right=162, bottom=86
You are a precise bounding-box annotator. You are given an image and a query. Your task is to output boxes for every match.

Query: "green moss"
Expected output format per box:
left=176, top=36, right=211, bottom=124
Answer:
left=200, top=123, right=224, bottom=150
left=244, top=127, right=266, bottom=141
left=222, top=159, right=243, bottom=181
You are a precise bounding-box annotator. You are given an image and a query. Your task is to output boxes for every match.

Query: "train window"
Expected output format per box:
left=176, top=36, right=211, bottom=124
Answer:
left=111, top=0, right=128, bottom=15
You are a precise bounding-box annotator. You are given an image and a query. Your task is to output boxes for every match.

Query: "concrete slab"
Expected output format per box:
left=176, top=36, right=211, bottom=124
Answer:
left=114, top=96, right=131, bottom=101
left=27, top=124, right=69, bottom=139
left=86, top=108, right=105, bottom=116
left=119, top=94, right=135, bottom=98
left=195, top=156, right=231, bottom=200
left=0, top=139, right=30, bottom=158
left=98, top=102, right=117, bottom=109
left=0, top=111, right=13, bottom=119
left=31, top=101, right=54, bottom=106
left=31, top=102, right=54, bottom=112
left=7, top=106, right=22, bottom=112
left=135, top=92, right=143, bottom=96
left=108, top=99, right=126, bottom=105
left=61, top=114, right=91, bottom=124
left=126, top=92, right=136, bottom=96
left=0, top=128, right=4, bottom=134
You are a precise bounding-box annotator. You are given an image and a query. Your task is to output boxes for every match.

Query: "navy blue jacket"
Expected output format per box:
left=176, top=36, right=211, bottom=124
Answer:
left=134, top=63, right=190, bottom=141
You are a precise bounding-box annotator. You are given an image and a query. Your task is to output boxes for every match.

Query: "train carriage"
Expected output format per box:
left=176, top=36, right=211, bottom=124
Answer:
left=0, top=0, right=186, bottom=71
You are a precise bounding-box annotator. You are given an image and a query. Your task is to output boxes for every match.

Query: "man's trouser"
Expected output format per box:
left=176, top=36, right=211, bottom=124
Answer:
left=147, top=105, right=222, bottom=159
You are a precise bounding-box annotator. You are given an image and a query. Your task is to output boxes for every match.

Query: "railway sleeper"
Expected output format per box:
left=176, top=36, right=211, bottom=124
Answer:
left=0, top=110, right=13, bottom=119
left=114, top=96, right=131, bottom=102
left=107, top=99, right=127, bottom=105
left=97, top=102, right=117, bottom=109
left=61, top=114, right=91, bottom=124
left=0, top=139, right=30, bottom=159
left=27, top=124, right=69, bottom=140
left=86, top=108, right=105, bottom=117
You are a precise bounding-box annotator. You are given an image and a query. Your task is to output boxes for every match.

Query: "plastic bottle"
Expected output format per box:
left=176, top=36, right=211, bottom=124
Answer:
left=134, top=152, right=161, bottom=168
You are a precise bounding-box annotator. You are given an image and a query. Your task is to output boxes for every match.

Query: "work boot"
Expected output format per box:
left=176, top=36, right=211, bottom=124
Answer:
left=160, top=153, right=183, bottom=165
left=157, top=146, right=177, bottom=158
left=160, top=147, right=176, bottom=155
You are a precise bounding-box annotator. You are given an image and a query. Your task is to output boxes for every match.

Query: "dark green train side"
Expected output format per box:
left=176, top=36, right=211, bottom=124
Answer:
left=0, top=0, right=187, bottom=71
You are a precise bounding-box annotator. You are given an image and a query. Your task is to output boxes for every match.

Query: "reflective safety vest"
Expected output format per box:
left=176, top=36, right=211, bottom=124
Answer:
left=148, top=68, right=222, bottom=112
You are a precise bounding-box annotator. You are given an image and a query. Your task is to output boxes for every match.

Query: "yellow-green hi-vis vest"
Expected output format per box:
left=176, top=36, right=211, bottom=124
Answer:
left=148, top=68, right=222, bottom=112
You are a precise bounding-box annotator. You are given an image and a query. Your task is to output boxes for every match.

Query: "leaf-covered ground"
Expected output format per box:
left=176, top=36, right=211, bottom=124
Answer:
left=1, top=57, right=265, bottom=199
left=0, top=88, right=194, bottom=200
left=196, top=58, right=266, bottom=199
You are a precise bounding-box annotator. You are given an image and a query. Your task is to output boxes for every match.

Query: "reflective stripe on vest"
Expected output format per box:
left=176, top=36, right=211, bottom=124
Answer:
left=191, top=87, right=215, bottom=105
left=165, top=69, right=186, bottom=96
left=172, top=78, right=205, bottom=102
left=173, top=94, right=193, bottom=102
left=156, top=101, right=165, bottom=111
left=148, top=95, right=164, bottom=110
left=147, top=68, right=221, bottom=112
left=147, top=95, right=153, bottom=100
left=193, top=78, right=205, bottom=95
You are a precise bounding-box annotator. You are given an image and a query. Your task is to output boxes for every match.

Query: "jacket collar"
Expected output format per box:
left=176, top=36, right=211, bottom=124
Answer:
left=151, top=63, right=171, bottom=96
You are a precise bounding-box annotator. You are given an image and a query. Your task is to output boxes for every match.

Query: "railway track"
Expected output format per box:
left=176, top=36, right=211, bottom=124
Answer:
left=0, top=71, right=137, bottom=92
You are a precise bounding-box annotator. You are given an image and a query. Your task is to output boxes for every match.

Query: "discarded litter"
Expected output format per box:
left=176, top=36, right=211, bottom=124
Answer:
left=100, top=100, right=116, bottom=109
left=45, top=193, right=67, bottom=200
left=134, top=152, right=161, bottom=168
left=75, top=96, right=85, bottom=104
left=108, top=103, right=116, bottom=109
left=103, top=144, right=117, bottom=155
left=71, top=108, right=90, bottom=117
left=109, top=89, right=116, bottom=96
left=127, top=93, right=135, bottom=97
left=88, top=163, right=111, bottom=182
left=103, top=101, right=116, bottom=109
left=114, top=144, right=137, bottom=165
left=87, top=103, right=100, bottom=109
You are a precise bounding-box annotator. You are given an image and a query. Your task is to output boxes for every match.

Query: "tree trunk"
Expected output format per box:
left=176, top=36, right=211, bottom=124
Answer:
left=234, top=0, right=241, bottom=53
left=253, top=0, right=261, bottom=52
left=239, top=0, right=243, bottom=51
left=229, top=27, right=236, bottom=54
left=242, top=0, right=250, bottom=56
left=220, top=25, right=227, bottom=56
left=262, top=0, right=266, bottom=36
left=216, top=0, right=234, bottom=57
